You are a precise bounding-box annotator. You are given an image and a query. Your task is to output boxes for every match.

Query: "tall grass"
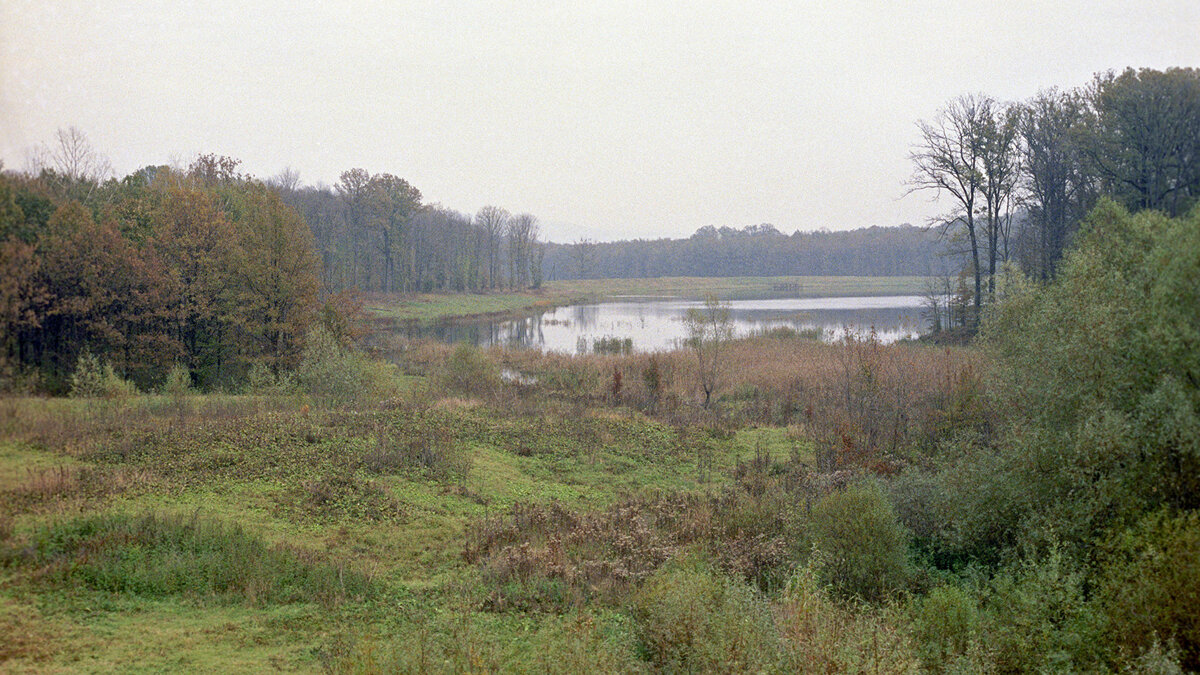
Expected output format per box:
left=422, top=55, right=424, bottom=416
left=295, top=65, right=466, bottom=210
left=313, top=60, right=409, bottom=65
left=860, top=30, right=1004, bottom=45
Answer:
left=6, top=511, right=373, bottom=607
left=398, top=332, right=986, bottom=476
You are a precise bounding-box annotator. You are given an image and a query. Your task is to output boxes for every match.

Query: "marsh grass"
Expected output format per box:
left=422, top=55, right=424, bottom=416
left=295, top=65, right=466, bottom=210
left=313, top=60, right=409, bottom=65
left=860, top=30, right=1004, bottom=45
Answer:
left=6, top=511, right=374, bottom=608
left=399, top=332, right=986, bottom=479
left=0, top=327, right=1068, bottom=673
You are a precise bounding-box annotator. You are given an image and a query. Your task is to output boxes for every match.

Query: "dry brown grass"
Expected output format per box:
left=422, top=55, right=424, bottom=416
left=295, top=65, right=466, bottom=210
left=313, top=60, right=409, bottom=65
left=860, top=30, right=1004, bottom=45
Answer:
left=397, top=334, right=989, bottom=476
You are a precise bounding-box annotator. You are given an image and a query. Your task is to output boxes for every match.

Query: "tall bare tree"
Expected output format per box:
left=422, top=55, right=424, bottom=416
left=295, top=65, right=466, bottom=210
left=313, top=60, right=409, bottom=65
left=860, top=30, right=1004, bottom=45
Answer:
left=979, top=100, right=1021, bottom=300
left=51, top=126, right=112, bottom=184
left=506, top=213, right=538, bottom=289
left=910, top=95, right=989, bottom=326
left=475, top=206, right=509, bottom=289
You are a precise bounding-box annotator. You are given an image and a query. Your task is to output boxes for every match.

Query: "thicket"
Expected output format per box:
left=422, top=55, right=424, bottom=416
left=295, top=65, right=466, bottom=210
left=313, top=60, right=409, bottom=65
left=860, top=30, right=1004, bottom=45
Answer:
left=888, top=200, right=1200, bottom=670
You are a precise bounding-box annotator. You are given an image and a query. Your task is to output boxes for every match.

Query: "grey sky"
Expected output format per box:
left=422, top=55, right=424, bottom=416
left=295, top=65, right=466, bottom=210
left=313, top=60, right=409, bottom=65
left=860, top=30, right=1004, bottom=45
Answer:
left=3, top=1, right=1198, bottom=242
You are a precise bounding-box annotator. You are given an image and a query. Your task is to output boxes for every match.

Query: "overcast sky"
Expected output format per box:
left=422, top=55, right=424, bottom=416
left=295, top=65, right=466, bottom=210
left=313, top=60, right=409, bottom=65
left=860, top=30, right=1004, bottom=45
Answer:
left=2, top=1, right=1198, bottom=242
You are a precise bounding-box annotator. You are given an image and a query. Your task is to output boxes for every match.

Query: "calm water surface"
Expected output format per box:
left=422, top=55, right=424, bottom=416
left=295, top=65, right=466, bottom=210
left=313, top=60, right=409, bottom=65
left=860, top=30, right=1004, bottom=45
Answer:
left=404, top=295, right=926, bottom=353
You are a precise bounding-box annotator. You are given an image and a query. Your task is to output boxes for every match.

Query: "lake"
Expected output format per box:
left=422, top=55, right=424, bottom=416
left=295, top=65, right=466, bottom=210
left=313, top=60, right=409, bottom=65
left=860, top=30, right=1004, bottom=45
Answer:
left=401, top=294, right=928, bottom=353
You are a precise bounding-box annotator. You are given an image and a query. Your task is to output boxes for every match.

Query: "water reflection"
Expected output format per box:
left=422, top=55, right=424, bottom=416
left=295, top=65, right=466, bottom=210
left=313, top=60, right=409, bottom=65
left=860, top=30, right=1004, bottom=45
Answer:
left=400, top=295, right=927, bottom=352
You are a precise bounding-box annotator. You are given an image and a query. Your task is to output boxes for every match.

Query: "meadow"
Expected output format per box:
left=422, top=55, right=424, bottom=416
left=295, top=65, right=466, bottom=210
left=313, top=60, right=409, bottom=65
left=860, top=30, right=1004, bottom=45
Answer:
left=2, top=202, right=1198, bottom=673
left=0, top=329, right=975, bottom=673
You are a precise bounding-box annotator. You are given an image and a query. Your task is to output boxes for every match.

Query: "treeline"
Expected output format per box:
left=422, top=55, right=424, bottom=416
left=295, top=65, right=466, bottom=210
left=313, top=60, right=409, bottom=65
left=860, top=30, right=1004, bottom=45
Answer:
left=0, top=137, right=550, bottom=393
left=544, top=223, right=947, bottom=280
left=272, top=171, right=545, bottom=294
left=0, top=155, right=321, bottom=393
left=912, top=66, right=1200, bottom=328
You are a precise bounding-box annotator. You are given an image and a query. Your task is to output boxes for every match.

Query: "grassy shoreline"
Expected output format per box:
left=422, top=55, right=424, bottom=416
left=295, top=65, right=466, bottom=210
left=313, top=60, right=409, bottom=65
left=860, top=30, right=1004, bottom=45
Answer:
left=365, top=275, right=931, bottom=325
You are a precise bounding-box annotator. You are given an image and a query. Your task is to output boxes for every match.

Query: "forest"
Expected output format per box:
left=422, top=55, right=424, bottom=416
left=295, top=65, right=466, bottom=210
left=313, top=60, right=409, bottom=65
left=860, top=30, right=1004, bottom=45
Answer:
left=0, top=153, right=548, bottom=394
left=542, top=224, right=947, bottom=280
left=0, top=66, right=1197, bottom=673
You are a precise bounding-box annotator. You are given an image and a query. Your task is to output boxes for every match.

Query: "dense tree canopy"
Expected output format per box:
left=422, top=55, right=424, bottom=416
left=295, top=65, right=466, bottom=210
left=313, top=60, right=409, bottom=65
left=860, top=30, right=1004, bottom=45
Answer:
left=0, top=157, right=321, bottom=392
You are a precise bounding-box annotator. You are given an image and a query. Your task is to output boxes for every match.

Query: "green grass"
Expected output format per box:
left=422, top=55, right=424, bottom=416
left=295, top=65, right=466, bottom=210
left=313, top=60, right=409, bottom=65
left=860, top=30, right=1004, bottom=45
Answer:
left=0, top=391, right=794, bottom=671
left=365, top=275, right=932, bottom=324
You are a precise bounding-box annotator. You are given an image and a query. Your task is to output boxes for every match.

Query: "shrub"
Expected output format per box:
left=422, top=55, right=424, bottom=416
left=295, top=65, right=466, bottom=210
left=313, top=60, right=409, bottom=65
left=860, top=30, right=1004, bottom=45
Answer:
left=364, top=424, right=471, bottom=484
left=295, top=324, right=398, bottom=406
left=162, top=363, right=192, bottom=398
left=299, top=472, right=405, bottom=523
left=809, top=480, right=911, bottom=601
left=436, top=343, right=501, bottom=397
left=68, top=350, right=105, bottom=397
left=246, top=361, right=284, bottom=394
left=982, top=544, right=1103, bottom=672
left=632, top=556, right=778, bottom=672
left=641, top=356, right=662, bottom=409
left=977, top=202, right=1200, bottom=550
left=530, top=611, right=644, bottom=674
left=910, top=583, right=983, bottom=671
left=1095, top=510, right=1200, bottom=671
left=69, top=351, right=138, bottom=399
left=777, top=560, right=921, bottom=673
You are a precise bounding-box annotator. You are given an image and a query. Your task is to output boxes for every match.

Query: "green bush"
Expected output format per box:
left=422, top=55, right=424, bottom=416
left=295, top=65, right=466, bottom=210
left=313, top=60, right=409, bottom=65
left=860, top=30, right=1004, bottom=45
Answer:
left=632, top=556, right=778, bottom=672
left=294, top=324, right=398, bottom=405
left=1095, top=510, right=1200, bottom=671
left=364, top=425, right=471, bottom=484
left=529, top=611, right=645, bottom=674
left=162, top=363, right=192, bottom=397
left=436, top=343, right=501, bottom=397
left=776, top=560, right=921, bottom=672
left=978, top=201, right=1200, bottom=551
left=245, top=361, right=290, bottom=394
left=810, top=481, right=911, bottom=601
left=299, top=472, right=406, bottom=523
left=69, top=351, right=138, bottom=399
left=982, top=544, right=1103, bottom=672
left=911, top=583, right=982, bottom=671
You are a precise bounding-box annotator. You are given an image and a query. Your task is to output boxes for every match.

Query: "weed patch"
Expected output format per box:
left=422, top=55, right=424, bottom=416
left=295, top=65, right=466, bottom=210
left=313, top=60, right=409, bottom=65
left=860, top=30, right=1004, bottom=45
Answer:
left=5, top=512, right=374, bottom=608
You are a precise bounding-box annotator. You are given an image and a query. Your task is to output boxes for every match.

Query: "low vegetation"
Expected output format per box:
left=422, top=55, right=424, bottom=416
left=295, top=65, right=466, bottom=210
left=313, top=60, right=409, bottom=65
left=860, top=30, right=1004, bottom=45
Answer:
left=0, top=201, right=1196, bottom=672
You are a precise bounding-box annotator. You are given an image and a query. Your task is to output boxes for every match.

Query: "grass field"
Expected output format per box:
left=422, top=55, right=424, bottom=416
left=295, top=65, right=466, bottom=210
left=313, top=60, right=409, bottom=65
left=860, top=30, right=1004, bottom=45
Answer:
left=365, top=275, right=932, bottom=324
left=0, top=387, right=818, bottom=672
left=0, top=330, right=985, bottom=672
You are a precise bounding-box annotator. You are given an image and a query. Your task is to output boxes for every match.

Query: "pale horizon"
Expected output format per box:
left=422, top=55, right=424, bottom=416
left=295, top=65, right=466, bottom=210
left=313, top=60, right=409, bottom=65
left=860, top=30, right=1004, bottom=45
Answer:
left=3, top=1, right=1198, bottom=243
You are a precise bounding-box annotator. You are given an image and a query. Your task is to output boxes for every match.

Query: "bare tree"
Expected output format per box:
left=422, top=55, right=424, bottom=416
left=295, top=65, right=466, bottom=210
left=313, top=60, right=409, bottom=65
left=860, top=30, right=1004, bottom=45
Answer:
left=571, top=238, right=595, bottom=279
left=682, top=295, right=734, bottom=408
left=51, top=126, right=112, bottom=183
left=268, top=167, right=302, bottom=193
left=22, top=144, right=50, bottom=175
left=979, top=100, right=1021, bottom=301
left=506, top=213, right=537, bottom=289
left=909, top=95, right=989, bottom=327
left=475, top=206, right=509, bottom=289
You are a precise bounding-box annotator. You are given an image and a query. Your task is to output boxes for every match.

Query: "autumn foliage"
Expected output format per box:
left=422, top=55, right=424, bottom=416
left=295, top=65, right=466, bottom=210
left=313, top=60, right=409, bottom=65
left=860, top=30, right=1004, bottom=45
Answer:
left=0, top=158, right=319, bottom=392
